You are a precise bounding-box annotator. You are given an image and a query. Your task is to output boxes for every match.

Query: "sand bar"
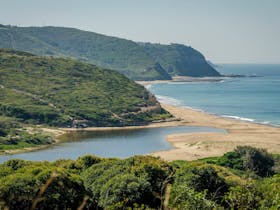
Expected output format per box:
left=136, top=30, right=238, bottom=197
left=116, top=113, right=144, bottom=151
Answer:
left=151, top=104, right=280, bottom=161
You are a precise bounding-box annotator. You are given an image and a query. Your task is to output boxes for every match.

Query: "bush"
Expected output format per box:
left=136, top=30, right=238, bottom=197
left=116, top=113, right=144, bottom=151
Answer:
left=170, top=164, right=228, bottom=207
left=235, top=146, right=274, bottom=177
left=215, top=151, right=243, bottom=170
left=0, top=163, right=89, bottom=210
left=169, top=185, right=217, bottom=210
left=188, top=167, right=228, bottom=200
left=75, top=154, right=103, bottom=170
left=99, top=174, right=150, bottom=209
left=225, top=183, right=262, bottom=210
left=257, top=175, right=280, bottom=209
left=212, top=146, right=275, bottom=177
left=82, top=156, right=171, bottom=209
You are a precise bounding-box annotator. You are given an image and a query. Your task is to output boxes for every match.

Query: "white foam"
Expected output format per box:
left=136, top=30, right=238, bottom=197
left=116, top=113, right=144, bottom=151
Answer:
left=145, top=84, right=152, bottom=89
left=155, top=95, right=182, bottom=106
left=183, top=105, right=204, bottom=112
left=262, top=121, right=271, bottom=125
left=222, top=115, right=255, bottom=122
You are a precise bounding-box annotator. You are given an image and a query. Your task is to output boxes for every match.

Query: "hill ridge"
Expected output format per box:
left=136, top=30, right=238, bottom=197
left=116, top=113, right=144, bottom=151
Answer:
left=0, top=24, right=220, bottom=80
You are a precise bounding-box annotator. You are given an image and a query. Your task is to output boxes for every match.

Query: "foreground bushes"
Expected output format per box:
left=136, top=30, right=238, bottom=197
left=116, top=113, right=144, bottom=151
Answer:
left=0, top=160, right=87, bottom=209
left=207, top=146, right=275, bottom=177
left=82, top=156, right=171, bottom=209
left=0, top=146, right=279, bottom=210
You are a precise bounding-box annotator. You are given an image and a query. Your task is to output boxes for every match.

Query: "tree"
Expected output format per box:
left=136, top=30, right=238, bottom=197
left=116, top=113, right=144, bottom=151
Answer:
left=188, top=167, right=228, bottom=201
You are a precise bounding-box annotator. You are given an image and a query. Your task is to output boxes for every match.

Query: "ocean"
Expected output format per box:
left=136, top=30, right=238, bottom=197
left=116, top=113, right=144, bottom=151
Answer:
left=148, top=64, right=280, bottom=127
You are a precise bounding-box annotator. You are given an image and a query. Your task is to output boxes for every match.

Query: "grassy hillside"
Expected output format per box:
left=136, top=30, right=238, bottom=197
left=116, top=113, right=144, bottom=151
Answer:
left=0, top=25, right=220, bottom=80
left=0, top=49, right=171, bottom=151
left=0, top=48, right=170, bottom=126
left=0, top=146, right=279, bottom=209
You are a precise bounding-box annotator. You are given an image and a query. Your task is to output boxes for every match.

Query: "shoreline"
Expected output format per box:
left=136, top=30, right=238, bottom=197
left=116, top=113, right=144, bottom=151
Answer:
left=150, top=104, right=280, bottom=161
left=136, top=76, right=224, bottom=86
left=0, top=115, right=188, bottom=155
left=60, top=120, right=188, bottom=132
left=1, top=103, right=280, bottom=161
left=0, top=127, right=66, bottom=155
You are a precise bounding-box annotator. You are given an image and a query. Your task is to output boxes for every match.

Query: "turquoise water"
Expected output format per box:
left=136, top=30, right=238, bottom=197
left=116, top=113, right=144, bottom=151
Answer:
left=0, top=126, right=223, bottom=163
left=149, top=64, right=280, bottom=126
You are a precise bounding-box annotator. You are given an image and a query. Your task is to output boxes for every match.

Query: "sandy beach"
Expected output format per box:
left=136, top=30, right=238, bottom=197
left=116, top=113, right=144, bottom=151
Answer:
left=136, top=76, right=224, bottom=86
left=151, top=104, right=280, bottom=161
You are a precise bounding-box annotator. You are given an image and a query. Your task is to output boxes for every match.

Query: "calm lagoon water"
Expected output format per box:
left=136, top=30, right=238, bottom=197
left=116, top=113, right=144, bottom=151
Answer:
left=0, top=126, right=224, bottom=163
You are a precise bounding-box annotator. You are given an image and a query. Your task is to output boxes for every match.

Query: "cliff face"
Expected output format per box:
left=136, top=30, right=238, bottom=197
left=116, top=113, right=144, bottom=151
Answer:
left=0, top=25, right=220, bottom=80
left=141, top=43, right=221, bottom=77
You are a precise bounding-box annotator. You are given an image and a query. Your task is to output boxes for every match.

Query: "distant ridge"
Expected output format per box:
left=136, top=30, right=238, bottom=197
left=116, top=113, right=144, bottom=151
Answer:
left=0, top=25, right=221, bottom=80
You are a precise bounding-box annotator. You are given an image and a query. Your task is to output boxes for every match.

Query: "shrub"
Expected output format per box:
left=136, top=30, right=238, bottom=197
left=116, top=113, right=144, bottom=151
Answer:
left=212, top=146, right=275, bottom=177
left=170, top=164, right=228, bottom=207
left=169, top=185, right=217, bottom=210
left=187, top=167, right=228, bottom=200
left=0, top=164, right=89, bottom=210
left=75, top=154, right=103, bottom=170
left=235, top=146, right=274, bottom=177
left=225, top=183, right=262, bottom=210
left=99, top=174, right=151, bottom=209
left=82, top=156, right=171, bottom=209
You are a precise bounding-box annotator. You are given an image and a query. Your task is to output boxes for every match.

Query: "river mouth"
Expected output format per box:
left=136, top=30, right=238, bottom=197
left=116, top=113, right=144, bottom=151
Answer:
left=0, top=126, right=224, bottom=163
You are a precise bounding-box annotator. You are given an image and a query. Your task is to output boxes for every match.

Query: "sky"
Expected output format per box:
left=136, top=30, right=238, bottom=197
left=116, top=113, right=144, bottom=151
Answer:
left=0, top=0, right=279, bottom=64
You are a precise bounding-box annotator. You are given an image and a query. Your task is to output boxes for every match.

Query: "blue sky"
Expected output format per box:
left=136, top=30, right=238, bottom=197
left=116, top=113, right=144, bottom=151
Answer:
left=1, top=0, right=279, bottom=63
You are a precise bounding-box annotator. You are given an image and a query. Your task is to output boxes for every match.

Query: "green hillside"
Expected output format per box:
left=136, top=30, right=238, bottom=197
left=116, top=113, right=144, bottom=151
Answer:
left=0, top=49, right=171, bottom=151
left=0, top=25, right=220, bottom=80
left=141, top=43, right=221, bottom=77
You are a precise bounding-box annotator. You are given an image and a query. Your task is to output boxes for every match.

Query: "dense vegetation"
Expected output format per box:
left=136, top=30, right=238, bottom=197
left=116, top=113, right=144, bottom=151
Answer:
left=0, top=146, right=279, bottom=209
left=0, top=49, right=171, bottom=151
left=0, top=116, right=54, bottom=151
left=0, top=24, right=220, bottom=80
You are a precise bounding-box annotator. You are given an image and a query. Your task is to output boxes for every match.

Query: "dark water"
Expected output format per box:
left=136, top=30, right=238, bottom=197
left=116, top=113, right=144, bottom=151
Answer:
left=149, top=64, right=280, bottom=126
left=0, top=126, right=224, bottom=163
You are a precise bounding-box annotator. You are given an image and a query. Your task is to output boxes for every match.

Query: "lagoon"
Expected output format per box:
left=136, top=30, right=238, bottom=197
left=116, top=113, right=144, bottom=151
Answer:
left=0, top=126, right=223, bottom=163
